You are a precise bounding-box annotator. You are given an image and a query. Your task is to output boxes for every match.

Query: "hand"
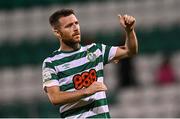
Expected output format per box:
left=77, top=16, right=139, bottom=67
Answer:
left=118, top=14, right=136, bottom=32
left=84, top=81, right=107, bottom=96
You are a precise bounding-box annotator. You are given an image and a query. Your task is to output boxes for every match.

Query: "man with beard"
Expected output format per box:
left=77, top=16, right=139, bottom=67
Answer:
left=42, top=8, right=138, bottom=118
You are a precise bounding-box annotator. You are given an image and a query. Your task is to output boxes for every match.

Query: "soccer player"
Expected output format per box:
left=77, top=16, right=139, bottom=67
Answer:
left=42, top=9, right=138, bottom=118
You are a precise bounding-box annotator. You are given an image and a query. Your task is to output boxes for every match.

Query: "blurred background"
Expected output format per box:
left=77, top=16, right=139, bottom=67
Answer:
left=0, top=0, right=180, bottom=118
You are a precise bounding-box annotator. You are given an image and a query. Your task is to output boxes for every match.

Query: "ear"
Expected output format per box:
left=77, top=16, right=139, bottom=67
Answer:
left=52, top=28, right=61, bottom=38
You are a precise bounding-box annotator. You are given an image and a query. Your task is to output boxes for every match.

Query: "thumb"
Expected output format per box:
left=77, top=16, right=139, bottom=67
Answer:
left=118, top=14, right=122, bottom=18
left=118, top=14, right=126, bottom=28
left=118, top=14, right=123, bottom=21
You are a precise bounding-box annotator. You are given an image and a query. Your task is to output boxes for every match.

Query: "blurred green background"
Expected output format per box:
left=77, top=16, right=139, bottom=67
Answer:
left=0, top=0, right=180, bottom=118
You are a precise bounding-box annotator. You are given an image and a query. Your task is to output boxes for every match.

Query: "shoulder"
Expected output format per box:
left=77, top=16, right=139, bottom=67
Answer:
left=82, top=43, right=103, bottom=51
left=42, top=50, right=60, bottom=63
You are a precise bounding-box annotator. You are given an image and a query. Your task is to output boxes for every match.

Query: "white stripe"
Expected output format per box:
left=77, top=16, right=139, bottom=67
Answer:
left=43, top=57, right=52, bottom=64
left=102, top=44, right=106, bottom=59
left=51, top=44, right=94, bottom=60
left=66, top=105, right=109, bottom=119
left=60, top=83, right=106, bottom=113
left=55, top=48, right=101, bottom=72
left=43, top=80, right=59, bottom=89
left=108, top=46, right=118, bottom=61
left=51, top=46, right=85, bottom=60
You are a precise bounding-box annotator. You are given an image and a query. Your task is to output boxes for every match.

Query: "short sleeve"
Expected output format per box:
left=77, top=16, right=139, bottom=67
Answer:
left=101, top=44, right=118, bottom=65
left=42, top=58, right=59, bottom=90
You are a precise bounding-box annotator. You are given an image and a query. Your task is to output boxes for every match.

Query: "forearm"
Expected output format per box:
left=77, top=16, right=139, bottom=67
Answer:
left=47, top=88, right=88, bottom=105
left=112, top=14, right=138, bottom=61
left=47, top=81, right=107, bottom=105
left=125, top=29, right=138, bottom=56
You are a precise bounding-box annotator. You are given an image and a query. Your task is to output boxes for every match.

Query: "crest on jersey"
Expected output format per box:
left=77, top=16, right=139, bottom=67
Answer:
left=62, top=63, right=70, bottom=69
left=42, top=68, right=53, bottom=82
left=87, top=50, right=97, bottom=62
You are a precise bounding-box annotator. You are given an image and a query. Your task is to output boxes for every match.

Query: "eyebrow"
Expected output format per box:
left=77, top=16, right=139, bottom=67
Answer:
left=64, top=20, right=78, bottom=28
left=64, top=22, right=73, bottom=28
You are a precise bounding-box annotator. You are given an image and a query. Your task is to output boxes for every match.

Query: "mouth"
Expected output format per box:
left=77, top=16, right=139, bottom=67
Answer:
left=72, top=32, right=80, bottom=36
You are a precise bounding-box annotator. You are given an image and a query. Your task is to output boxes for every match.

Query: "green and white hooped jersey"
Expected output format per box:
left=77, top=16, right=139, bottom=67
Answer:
left=42, top=43, right=118, bottom=118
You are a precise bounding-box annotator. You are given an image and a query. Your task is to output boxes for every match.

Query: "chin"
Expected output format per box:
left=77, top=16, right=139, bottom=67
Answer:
left=74, top=39, right=81, bottom=43
left=73, top=36, right=81, bottom=43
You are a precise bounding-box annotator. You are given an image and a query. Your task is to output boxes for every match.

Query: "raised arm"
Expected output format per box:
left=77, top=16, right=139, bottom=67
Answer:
left=112, top=14, right=138, bottom=62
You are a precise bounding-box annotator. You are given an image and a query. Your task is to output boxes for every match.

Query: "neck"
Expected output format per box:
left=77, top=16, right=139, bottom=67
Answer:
left=59, top=42, right=80, bottom=52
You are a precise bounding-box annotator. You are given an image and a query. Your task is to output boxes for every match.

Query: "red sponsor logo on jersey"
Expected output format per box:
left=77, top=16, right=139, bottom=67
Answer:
left=73, top=69, right=97, bottom=90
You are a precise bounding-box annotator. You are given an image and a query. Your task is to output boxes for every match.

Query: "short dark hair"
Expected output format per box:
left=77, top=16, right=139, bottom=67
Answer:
left=49, top=9, right=75, bottom=28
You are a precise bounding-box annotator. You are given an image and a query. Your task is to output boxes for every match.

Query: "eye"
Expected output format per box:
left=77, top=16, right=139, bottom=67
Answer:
left=65, top=23, right=73, bottom=28
left=75, top=21, right=79, bottom=25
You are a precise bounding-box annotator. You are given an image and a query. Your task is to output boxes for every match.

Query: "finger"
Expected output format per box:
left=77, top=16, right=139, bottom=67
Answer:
left=124, top=15, right=131, bottom=25
left=128, top=16, right=135, bottom=24
left=125, top=16, right=135, bottom=25
left=125, top=16, right=131, bottom=24
left=103, top=85, right=107, bottom=90
left=125, top=16, right=129, bottom=24
left=96, top=82, right=107, bottom=90
left=118, top=14, right=122, bottom=18
left=118, top=14, right=126, bottom=28
left=127, top=16, right=133, bottom=24
left=99, top=86, right=107, bottom=91
left=101, top=83, right=107, bottom=90
left=124, top=14, right=128, bottom=22
left=118, top=14, right=124, bottom=22
left=131, top=18, right=135, bottom=29
left=131, top=17, right=136, bottom=24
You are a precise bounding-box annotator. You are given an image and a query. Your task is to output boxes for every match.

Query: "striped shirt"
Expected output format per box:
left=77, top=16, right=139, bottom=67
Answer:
left=42, top=43, right=118, bottom=118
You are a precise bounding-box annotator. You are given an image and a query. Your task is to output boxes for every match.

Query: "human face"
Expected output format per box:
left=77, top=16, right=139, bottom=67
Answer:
left=58, top=14, right=81, bottom=45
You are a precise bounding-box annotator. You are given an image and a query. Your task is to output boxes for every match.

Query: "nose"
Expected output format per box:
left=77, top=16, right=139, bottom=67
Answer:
left=72, top=24, right=78, bottom=30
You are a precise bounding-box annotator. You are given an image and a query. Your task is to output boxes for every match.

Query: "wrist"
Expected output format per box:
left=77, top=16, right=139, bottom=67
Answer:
left=82, top=88, right=90, bottom=97
left=126, top=28, right=134, bottom=33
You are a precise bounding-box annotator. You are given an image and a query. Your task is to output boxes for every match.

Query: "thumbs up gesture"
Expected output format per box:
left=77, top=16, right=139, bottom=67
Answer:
left=118, top=14, right=136, bottom=32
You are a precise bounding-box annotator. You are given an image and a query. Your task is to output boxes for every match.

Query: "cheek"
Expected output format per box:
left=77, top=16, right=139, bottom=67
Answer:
left=61, top=30, right=72, bottom=38
left=78, top=25, right=80, bottom=30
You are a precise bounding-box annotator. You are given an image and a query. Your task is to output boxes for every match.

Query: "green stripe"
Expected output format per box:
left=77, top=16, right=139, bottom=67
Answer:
left=57, top=56, right=102, bottom=79
left=87, top=112, right=110, bottom=118
left=96, top=43, right=103, bottom=52
left=52, top=51, right=86, bottom=66
left=52, top=44, right=98, bottom=66
left=60, top=83, right=74, bottom=91
left=44, top=62, right=55, bottom=70
left=61, top=98, right=108, bottom=118
left=104, top=45, right=111, bottom=65
left=51, top=74, right=59, bottom=80
left=60, top=70, right=104, bottom=91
